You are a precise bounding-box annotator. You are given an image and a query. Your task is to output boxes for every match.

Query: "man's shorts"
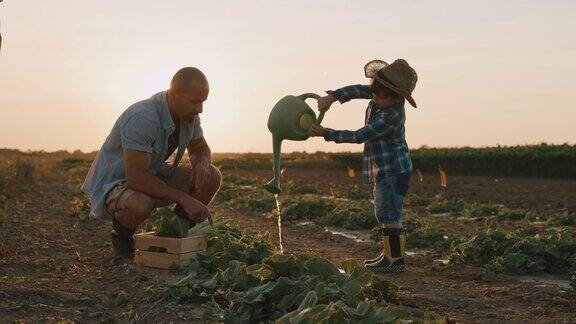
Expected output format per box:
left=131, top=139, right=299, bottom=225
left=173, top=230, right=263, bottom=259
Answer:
left=374, top=172, right=411, bottom=224
left=105, top=182, right=140, bottom=219
left=104, top=165, right=191, bottom=219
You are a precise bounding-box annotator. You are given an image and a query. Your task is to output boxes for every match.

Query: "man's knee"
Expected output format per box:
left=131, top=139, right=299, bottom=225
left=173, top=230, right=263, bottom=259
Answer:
left=187, top=164, right=222, bottom=191
left=115, top=192, right=154, bottom=229
left=127, top=193, right=154, bottom=217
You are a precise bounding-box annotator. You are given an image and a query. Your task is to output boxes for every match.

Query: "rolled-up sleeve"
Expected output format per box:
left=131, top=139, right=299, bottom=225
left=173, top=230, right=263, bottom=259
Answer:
left=120, top=115, right=159, bottom=153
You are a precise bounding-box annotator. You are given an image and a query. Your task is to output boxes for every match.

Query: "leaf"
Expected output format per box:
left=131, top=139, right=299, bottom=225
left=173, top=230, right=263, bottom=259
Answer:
left=346, top=266, right=372, bottom=287
left=304, top=258, right=341, bottom=279
left=340, top=259, right=362, bottom=275
left=277, top=292, right=299, bottom=311
left=228, top=281, right=277, bottom=304
left=263, top=253, right=302, bottom=278
left=501, top=253, right=528, bottom=274
left=367, top=273, right=399, bottom=300
left=298, top=291, right=318, bottom=310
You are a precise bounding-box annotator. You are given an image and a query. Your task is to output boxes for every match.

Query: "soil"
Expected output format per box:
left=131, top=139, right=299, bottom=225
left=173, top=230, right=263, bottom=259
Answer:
left=1, top=162, right=575, bottom=323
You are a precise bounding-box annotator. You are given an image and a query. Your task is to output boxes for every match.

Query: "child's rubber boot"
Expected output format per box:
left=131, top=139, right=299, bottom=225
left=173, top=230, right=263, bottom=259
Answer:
left=111, top=217, right=135, bottom=260
left=364, top=253, right=384, bottom=265
left=363, top=227, right=385, bottom=265
left=365, top=228, right=406, bottom=273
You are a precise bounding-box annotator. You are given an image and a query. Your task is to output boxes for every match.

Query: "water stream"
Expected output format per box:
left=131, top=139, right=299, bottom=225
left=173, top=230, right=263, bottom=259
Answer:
left=274, top=194, right=283, bottom=254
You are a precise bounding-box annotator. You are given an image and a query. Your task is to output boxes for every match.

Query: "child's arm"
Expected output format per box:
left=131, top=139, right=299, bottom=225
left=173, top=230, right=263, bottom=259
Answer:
left=326, top=84, right=372, bottom=104
left=323, top=109, right=401, bottom=144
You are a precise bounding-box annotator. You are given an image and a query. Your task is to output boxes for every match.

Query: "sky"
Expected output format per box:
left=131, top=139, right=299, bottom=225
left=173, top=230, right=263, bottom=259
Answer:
left=0, top=0, right=575, bottom=153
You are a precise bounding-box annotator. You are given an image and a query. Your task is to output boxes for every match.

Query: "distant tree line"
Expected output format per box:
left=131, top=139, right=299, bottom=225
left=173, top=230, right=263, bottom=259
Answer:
left=214, top=143, right=576, bottom=179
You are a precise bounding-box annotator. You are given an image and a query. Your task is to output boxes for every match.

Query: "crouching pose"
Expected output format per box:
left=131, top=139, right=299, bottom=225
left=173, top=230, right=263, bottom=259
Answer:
left=82, top=67, right=222, bottom=260
left=310, top=59, right=418, bottom=273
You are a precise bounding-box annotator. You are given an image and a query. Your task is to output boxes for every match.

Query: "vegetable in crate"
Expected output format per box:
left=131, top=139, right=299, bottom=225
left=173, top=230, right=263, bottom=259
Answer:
left=154, top=212, right=190, bottom=238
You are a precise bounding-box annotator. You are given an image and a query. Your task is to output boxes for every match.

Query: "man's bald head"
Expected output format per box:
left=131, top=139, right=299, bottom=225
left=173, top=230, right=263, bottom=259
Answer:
left=170, top=67, right=209, bottom=94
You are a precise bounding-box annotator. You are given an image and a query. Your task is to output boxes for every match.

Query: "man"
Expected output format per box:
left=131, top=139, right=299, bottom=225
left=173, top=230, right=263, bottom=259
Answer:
left=82, top=67, right=222, bottom=260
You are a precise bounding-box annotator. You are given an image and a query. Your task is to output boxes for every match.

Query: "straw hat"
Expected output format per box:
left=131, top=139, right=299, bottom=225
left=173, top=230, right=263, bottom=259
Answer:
left=364, top=59, right=418, bottom=108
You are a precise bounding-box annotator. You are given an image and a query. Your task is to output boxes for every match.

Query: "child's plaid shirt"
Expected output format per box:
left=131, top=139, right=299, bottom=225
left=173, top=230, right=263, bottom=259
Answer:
left=323, top=84, right=412, bottom=184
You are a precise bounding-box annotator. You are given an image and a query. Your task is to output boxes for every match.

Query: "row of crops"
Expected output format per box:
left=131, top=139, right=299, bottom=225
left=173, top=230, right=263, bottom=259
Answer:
left=149, top=219, right=432, bottom=323
left=216, top=174, right=576, bottom=281
left=213, top=143, right=576, bottom=179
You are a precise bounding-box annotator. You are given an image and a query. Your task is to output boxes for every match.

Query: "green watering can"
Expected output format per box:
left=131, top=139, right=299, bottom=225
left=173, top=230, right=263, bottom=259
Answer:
left=264, top=93, right=326, bottom=194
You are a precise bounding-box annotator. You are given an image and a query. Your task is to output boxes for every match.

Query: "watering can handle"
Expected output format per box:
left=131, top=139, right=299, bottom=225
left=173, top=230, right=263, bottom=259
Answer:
left=297, top=93, right=326, bottom=125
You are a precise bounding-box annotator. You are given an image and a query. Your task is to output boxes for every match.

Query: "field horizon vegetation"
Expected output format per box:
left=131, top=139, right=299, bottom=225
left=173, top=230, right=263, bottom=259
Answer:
left=2, top=142, right=575, bottom=178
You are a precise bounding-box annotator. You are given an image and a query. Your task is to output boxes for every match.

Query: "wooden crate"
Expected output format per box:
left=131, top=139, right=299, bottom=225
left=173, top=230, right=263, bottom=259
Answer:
left=134, top=232, right=208, bottom=269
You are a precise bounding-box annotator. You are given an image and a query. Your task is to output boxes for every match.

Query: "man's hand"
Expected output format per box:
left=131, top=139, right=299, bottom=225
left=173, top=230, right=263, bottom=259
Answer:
left=309, top=124, right=326, bottom=137
left=179, top=195, right=213, bottom=225
left=189, top=156, right=211, bottom=191
left=318, top=95, right=337, bottom=112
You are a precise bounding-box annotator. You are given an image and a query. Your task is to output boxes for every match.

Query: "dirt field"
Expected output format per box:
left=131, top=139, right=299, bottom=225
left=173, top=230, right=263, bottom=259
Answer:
left=1, top=159, right=575, bottom=322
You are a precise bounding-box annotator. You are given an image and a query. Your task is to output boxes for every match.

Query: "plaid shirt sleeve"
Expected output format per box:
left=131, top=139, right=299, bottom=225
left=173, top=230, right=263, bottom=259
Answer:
left=326, top=84, right=372, bottom=103
left=323, top=108, right=401, bottom=144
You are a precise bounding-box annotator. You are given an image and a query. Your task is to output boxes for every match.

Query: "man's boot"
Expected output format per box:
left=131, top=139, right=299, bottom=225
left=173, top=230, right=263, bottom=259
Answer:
left=365, top=227, right=406, bottom=273
left=111, top=217, right=135, bottom=260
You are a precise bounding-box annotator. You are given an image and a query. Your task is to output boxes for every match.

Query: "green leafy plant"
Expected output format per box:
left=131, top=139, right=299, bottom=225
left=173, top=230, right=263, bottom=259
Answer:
left=463, top=202, right=504, bottom=218
left=346, top=188, right=372, bottom=200
left=287, top=182, right=324, bottom=195
left=405, top=194, right=432, bottom=207
left=142, top=208, right=190, bottom=238
left=70, top=195, right=91, bottom=219
left=281, top=197, right=336, bottom=221
left=450, top=227, right=576, bottom=275
left=548, top=212, right=576, bottom=226
left=318, top=205, right=376, bottom=230
left=403, top=218, right=457, bottom=252
left=426, top=194, right=465, bottom=214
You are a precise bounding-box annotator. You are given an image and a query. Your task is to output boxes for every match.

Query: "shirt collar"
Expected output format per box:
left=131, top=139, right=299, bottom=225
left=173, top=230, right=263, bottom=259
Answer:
left=152, top=91, right=175, bottom=130
left=371, top=101, right=405, bottom=110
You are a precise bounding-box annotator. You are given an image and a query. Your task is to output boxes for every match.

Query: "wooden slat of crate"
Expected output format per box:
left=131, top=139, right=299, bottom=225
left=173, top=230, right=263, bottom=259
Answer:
left=135, top=250, right=198, bottom=269
left=135, top=232, right=207, bottom=254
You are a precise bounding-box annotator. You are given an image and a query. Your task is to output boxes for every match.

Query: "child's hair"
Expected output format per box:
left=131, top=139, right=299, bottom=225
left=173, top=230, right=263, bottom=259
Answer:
left=370, top=79, right=402, bottom=100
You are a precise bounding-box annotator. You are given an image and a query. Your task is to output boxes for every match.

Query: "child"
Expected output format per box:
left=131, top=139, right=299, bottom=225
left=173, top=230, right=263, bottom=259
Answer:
left=309, top=59, right=418, bottom=273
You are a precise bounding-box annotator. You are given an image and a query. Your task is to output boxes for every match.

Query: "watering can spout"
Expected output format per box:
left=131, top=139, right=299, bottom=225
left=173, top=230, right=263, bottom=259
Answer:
left=264, top=134, right=283, bottom=194
left=264, top=93, right=326, bottom=194
left=264, top=179, right=281, bottom=194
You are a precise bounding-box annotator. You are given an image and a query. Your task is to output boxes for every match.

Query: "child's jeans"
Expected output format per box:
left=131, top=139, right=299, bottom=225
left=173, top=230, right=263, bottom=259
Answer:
left=374, top=172, right=411, bottom=225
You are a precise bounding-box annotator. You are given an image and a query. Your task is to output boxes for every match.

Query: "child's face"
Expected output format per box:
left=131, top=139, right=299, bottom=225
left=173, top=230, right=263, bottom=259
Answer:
left=372, top=92, right=402, bottom=108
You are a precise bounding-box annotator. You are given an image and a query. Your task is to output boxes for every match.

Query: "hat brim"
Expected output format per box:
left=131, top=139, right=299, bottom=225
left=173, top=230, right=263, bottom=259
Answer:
left=372, top=75, right=418, bottom=108
left=406, top=96, right=417, bottom=108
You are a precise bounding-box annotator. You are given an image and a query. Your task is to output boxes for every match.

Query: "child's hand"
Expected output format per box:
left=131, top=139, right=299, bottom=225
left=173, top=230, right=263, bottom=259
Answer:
left=318, top=95, right=337, bottom=111
left=309, top=124, right=325, bottom=137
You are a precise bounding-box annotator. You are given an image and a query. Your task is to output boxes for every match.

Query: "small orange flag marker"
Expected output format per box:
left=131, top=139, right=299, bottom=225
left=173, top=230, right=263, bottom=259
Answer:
left=438, top=166, right=447, bottom=188
left=347, top=166, right=356, bottom=178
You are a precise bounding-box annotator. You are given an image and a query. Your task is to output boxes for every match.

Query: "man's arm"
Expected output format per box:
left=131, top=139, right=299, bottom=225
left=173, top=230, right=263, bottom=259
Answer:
left=124, top=149, right=211, bottom=223
left=124, top=149, right=189, bottom=203
left=187, top=137, right=213, bottom=190
left=187, top=136, right=211, bottom=164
